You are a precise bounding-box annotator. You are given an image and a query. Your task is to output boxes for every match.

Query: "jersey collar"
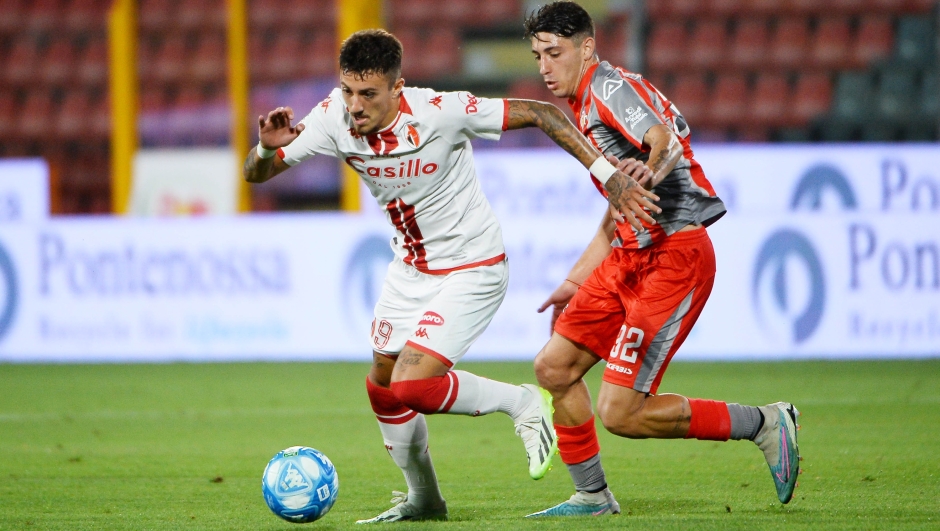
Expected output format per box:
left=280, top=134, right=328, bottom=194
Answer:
left=568, top=62, right=599, bottom=118
left=377, top=93, right=414, bottom=134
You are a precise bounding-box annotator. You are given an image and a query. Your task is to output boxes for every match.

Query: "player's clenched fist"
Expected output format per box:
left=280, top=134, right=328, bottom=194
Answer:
left=258, top=106, right=305, bottom=150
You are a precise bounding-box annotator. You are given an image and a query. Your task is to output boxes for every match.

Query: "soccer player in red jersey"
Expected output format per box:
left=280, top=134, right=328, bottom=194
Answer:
left=243, top=30, right=659, bottom=522
left=521, top=2, right=801, bottom=517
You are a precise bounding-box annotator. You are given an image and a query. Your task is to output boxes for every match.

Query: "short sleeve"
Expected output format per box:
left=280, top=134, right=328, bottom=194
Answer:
left=278, top=92, right=340, bottom=166
left=594, top=75, right=667, bottom=148
left=435, top=91, right=508, bottom=143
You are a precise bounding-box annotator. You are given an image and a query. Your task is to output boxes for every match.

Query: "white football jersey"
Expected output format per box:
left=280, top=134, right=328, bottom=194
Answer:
left=279, top=87, right=508, bottom=274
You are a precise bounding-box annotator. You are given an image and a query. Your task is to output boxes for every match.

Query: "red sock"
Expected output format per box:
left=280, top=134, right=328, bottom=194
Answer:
left=556, top=417, right=601, bottom=465
left=685, top=399, right=731, bottom=441
left=365, top=377, right=417, bottom=424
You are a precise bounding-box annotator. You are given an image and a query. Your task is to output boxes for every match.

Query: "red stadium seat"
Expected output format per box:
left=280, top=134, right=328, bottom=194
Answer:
left=470, top=0, right=521, bottom=29
left=153, top=34, right=188, bottom=84
left=708, top=74, right=749, bottom=127
left=668, top=0, right=706, bottom=18
left=422, top=30, right=461, bottom=78
left=20, top=92, right=55, bottom=139
left=77, top=36, right=107, bottom=87
left=441, top=0, right=474, bottom=26
left=139, top=86, right=169, bottom=112
left=746, top=0, right=785, bottom=16
left=282, top=0, right=320, bottom=30
left=267, top=32, right=304, bottom=80
left=770, top=17, right=809, bottom=68
left=730, top=18, right=770, bottom=69
left=0, top=92, right=16, bottom=140
left=4, top=39, right=40, bottom=86
left=853, top=16, right=893, bottom=66
left=249, top=0, right=281, bottom=30
left=811, top=17, right=851, bottom=68
left=396, top=28, right=426, bottom=79
left=55, top=91, right=92, bottom=139
left=64, top=0, right=105, bottom=32
left=667, top=74, right=709, bottom=127
left=41, top=38, right=76, bottom=86
left=689, top=20, right=727, bottom=69
left=707, top=0, right=744, bottom=16
left=792, top=72, right=832, bottom=123
left=750, top=73, right=791, bottom=126
left=189, top=34, right=226, bottom=84
left=0, top=0, right=24, bottom=34
left=393, top=0, right=436, bottom=27
left=139, top=0, right=178, bottom=31
left=646, top=22, right=688, bottom=71
left=25, top=0, right=62, bottom=32
left=298, top=32, right=335, bottom=78
left=177, top=0, right=225, bottom=30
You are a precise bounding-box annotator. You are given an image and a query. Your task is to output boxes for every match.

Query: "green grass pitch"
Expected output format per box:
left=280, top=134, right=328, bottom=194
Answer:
left=1, top=360, right=939, bottom=530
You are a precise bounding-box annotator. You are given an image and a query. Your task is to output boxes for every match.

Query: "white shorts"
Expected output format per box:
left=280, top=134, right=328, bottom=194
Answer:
left=370, top=257, right=508, bottom=367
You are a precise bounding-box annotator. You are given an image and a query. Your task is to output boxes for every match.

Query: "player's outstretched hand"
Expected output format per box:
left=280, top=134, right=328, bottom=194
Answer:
left=258, top=106, right=305, bottom=151
left=603, top=156, right=661, bottom=232
left=537, top=280, right=579, bottom=335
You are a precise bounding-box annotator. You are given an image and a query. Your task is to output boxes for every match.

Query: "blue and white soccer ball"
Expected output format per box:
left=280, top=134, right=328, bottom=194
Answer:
left=262, top=446, right=339, bottom=523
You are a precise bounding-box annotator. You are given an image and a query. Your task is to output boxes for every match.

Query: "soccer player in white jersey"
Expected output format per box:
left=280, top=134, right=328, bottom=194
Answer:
left=243, top=29, right=660, bottom=523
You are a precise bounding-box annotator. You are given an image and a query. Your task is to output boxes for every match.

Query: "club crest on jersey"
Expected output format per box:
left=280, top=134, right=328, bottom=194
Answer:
left=603, top=78, right=623, bottom=100
left=419, top=311, right=444, bottom=326
left=405, top=123, right=421, bottom=148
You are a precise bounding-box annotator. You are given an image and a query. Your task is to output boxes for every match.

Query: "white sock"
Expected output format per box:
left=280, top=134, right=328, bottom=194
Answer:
left=377, top=413, right=443, bottom=507
left=448, top=370, right=528, bottom=419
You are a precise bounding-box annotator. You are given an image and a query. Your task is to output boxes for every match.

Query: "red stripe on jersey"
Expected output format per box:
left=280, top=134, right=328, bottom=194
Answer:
left=368, top=129, right=399, bottom=155
left=386, top=199, right=428, bottom=269
left=501, top=99, right=510, bottom=131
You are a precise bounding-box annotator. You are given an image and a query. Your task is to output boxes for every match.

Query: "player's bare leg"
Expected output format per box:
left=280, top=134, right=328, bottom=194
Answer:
left=596, top=382, right=802, bottom=503
left=527, top=334, right=620, bottom=517
left=389, top=345, right=557, bottom=480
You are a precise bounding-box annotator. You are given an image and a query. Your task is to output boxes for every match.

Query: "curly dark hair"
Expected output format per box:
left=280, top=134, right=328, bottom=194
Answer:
left=523, top=1, right=595, bottom=42
left=338, top=29, right=402, bottom=84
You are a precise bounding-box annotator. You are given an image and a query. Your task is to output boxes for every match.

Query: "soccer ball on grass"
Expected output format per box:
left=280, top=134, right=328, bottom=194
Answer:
left=262, top=446, right=339, bottom=523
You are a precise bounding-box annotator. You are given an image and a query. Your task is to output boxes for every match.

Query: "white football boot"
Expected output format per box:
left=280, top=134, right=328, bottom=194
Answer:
left=513, top=384, right=558, bottom=480
left=356, top=491, right=447, bottom=524
left=755, top=402, right=801, bottom=504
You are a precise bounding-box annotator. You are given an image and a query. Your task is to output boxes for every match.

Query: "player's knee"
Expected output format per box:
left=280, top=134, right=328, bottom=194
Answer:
left=365, top=376, right=406, bottom=417
left=369, top=353, right=394, bottom=387
left=533, top=350, right=575, bottom=393
left=389, top=376, right=447, bottom=415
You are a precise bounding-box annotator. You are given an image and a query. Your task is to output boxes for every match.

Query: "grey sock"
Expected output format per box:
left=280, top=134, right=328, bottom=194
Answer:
left=728, top=403, right=763, bottom=440
left=566, top=453, right=607, bottom=493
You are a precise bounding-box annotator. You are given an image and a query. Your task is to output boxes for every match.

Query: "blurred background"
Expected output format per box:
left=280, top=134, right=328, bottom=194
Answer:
left=0, top=1, right=938, bottom=362
left=0, top=0, right=937, bottom=214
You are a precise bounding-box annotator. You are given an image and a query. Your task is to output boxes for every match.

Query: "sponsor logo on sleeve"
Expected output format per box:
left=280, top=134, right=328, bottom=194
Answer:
left=458, top=92, right=480, bottom=114
left=429, top=95, right=442, bottom=109
left=602, top=78, right=623, bottom=100
left=625, top=106, right=649, bottom=130
left=320, top=96, right=332, bottom=112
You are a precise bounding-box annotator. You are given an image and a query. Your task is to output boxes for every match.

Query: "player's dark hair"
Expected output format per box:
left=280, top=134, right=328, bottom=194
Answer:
left=523, top=1, right=595, bottom=43
left=339, top=29, right=402, bottom=85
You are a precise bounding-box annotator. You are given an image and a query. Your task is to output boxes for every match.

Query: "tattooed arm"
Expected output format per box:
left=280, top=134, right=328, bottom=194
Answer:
left=641, top=124, right=683, bottom=190
left=505, top=99, right=661, bottom=230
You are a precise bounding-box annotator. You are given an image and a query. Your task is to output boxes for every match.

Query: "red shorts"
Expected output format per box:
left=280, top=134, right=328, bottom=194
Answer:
left=554, top=227, right=715, bottom=394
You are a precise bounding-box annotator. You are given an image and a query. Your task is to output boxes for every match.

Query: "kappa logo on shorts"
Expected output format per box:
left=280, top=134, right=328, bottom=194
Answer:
left=419, top=311, right=445, bottom=326
left=414, top=328, right=430, bottom=339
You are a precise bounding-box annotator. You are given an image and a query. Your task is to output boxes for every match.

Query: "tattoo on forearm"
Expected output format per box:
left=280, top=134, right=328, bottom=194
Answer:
left=675, top=400, right=691, bottom=433
left=243, top=150, right=275, bottom=183
left=507, top=100, right=598, bottom=168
